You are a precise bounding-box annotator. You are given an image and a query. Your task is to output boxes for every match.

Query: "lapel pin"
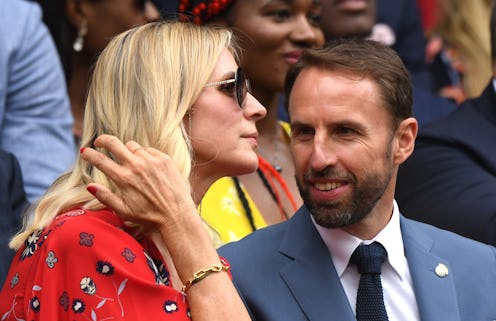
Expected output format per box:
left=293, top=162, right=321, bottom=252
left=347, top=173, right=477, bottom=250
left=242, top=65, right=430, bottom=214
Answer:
left=435, top=263, right=449, bottom=278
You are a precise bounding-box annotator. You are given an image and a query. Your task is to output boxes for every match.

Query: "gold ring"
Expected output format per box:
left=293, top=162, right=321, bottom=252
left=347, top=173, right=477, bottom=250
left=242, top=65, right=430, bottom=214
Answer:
left=132, top=147, right=144, bottom=154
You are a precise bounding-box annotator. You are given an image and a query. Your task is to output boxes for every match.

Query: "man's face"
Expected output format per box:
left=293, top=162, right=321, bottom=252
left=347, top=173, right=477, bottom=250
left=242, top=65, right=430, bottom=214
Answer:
left=289, top=67, right=397, bottom=229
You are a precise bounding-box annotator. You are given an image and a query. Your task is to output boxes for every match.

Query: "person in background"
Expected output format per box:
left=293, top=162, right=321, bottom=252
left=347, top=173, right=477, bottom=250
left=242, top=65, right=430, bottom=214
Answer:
left=0, top=0, right=75, bottom=201
left=0, top=21, right=265, bottom=320
left=396, top=1, right=496, bottom=247
left=178, top=0, right=324, bottom=244
left=424, top=0, right=493, bottom=104
left=35, top=0, right=160, bottom=145
left=307, top=0, right=456, bottom=127
left=280, top=0, right=433, bottom=122
left=0, top=149, right=28, bottom=289
left=376, top=0, right=432, bottom=91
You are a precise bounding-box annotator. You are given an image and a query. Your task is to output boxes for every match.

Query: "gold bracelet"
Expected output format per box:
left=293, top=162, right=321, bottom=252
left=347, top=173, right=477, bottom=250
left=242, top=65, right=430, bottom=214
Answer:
left=181, top=262, right=230, bottom=293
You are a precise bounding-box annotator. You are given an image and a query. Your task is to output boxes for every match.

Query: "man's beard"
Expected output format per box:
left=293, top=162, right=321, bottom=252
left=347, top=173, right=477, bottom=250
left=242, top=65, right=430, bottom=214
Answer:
left=297, top=162, right=393, bottom=229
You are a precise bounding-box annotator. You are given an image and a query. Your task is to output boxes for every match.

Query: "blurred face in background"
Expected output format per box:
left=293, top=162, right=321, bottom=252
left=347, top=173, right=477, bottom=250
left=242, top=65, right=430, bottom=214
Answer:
left=227, top=0, right=325, bottom=94
left=320, top=0, right=376, bottom=40
left=67, top=0, right=160, bottom=57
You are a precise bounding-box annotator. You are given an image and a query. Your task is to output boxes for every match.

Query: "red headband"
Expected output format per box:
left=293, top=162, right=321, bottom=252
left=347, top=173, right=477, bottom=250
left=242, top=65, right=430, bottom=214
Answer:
left=178, top=0, right=234, bottom=25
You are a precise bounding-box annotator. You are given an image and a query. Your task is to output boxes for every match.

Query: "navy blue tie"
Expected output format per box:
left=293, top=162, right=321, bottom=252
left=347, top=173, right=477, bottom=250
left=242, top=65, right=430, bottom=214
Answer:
left=350, top=242, right=389, bottom=321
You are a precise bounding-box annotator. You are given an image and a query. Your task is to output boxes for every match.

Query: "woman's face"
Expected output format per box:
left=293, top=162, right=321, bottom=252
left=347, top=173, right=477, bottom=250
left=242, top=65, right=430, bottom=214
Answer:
left=320, top=0, right=376, bottom=40
left=189, top=49, right=267, bottom=179
left=80, top=0, right=160, bottom=56
left=228, top=0, right=325, bottom=93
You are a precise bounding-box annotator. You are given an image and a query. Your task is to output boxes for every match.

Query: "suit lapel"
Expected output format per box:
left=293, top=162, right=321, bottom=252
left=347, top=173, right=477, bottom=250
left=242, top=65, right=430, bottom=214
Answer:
left=278, top=207, right=356, bottom=321
left=400, top=217, right=461, bottom=321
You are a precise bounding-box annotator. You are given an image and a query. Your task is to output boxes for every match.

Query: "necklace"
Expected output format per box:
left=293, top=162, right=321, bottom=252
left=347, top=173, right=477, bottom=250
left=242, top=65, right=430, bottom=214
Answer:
left=257, top=125, right=283, bottom=173
left=271, top=141, right=282, bottom=173
left=257, top=155, right=298, bottom=219
left=257, top=146, right=282, bottom=173
left=231, top=155, right=298, bottom=231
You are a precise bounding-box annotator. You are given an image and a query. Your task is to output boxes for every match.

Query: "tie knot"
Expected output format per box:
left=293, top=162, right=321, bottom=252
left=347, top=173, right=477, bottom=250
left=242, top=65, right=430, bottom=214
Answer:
left=350, top=242, right=387, bottom=275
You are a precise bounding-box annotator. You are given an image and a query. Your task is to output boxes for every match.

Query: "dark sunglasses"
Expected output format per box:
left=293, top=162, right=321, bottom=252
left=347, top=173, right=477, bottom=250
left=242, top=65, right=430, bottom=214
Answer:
left=204, top=67, right=251, bottom=109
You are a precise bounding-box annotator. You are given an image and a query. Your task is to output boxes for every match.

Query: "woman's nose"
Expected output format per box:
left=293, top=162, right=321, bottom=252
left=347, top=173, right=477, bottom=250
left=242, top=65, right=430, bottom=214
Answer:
left=244, top=93, right=267, bottom=121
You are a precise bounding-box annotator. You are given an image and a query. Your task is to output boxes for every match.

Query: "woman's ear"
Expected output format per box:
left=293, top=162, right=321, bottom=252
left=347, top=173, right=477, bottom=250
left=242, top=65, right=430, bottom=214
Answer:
left=392, top=117, right=418, bottom=165
left=65, top=0, right=85, bottom=27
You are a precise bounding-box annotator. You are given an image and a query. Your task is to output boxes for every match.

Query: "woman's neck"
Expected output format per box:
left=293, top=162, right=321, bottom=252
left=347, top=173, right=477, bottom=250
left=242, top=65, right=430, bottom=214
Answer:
left=189, top=171, right=216, bottom=207
left=69, top=54, right=92, bottom=139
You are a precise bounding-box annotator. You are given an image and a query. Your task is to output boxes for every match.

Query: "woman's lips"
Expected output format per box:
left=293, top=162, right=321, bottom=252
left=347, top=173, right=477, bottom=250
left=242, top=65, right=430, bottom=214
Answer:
left=284, top=50, right=303, bottom=65
left=335, top=0, right=369, bottom=12
left=243, top=132, right=259, bottom=147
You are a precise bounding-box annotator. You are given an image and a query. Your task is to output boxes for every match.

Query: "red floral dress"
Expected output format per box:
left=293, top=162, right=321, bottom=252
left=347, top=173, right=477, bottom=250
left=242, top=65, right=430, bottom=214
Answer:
left=0, top=208, right=193, bottom=320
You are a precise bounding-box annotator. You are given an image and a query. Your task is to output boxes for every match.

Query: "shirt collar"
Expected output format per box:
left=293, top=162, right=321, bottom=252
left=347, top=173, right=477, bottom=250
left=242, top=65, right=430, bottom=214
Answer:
left=312, top=200, right=406, bottom=280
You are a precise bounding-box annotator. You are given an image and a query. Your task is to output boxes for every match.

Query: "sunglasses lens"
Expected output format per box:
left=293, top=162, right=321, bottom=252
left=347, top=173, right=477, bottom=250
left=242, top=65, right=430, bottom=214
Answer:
left=236, top=68, right=247, bottom=108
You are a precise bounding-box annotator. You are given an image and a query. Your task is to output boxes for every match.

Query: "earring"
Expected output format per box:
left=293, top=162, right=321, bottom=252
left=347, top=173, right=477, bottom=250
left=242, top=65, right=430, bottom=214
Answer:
left=73, top=21, right=88, bottom=52
left=188, top=108, right=194, bottom=136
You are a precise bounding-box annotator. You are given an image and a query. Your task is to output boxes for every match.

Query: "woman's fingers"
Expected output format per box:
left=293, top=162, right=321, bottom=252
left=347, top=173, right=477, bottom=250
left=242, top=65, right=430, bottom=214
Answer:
left=87, top=183, right=130, bottom=218
left=80, top=144, right=125, bottom=184
left=81, top=135, right=150, bottom=185
left=93, top=134, right=143, bottom=164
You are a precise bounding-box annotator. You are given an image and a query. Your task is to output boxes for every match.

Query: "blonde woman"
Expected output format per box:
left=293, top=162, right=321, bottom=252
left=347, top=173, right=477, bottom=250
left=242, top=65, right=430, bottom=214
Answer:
left=428, top=0, right=493, bottom=100
left=0, top=21, right=265, bottom=321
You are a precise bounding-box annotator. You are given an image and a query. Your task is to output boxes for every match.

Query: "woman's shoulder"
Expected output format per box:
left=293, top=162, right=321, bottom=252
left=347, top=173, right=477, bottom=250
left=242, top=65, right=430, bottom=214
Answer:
left=55, top=207, right=123, bottom=226
left=18, top=208, right=128, bottom=260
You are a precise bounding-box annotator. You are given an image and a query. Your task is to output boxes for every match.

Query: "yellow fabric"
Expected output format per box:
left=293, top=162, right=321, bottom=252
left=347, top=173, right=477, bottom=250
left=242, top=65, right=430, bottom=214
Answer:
left=200, top=121, right=291, bottom=247
left=280, top=121, right=290, bottom=138
left=201, top=177, right=267, bottom=246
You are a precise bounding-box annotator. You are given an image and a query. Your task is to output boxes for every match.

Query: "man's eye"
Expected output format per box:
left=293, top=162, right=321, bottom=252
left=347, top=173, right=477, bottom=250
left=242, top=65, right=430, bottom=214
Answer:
left=291, top=127, right=314, bottom=139
left=336, top=127, right=356, bottom=135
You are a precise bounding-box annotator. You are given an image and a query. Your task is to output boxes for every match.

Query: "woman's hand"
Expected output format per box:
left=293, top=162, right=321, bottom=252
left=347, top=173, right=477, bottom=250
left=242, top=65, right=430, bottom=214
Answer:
left=80, top=134, right=197, bottom=233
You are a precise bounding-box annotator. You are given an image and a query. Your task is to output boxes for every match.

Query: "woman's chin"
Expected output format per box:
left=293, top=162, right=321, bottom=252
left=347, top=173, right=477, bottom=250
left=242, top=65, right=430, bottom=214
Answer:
left=232, top=158, right=260, bottom=177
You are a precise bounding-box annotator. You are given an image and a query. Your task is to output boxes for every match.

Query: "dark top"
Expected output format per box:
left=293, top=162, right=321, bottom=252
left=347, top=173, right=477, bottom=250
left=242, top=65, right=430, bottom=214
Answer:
left=396, top=81, right=496, bottom=245
left=0, top=149, right=28, bottom=288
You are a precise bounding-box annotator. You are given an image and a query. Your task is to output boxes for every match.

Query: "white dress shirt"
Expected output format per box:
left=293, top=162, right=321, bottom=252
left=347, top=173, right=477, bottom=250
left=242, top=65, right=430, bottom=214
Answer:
left=313, top=200, right=420, bottom=321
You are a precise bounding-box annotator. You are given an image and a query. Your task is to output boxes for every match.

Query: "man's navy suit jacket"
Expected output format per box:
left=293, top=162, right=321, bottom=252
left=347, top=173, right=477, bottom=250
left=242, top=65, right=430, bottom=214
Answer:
left=397, top=82, right=496, bottom=246
left=219, top=206, right=496, bottom=320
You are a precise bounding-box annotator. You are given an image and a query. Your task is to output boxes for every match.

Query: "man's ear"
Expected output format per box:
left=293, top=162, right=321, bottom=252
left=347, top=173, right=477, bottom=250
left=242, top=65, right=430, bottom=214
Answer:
left=392, top=117, right=418, bottom=165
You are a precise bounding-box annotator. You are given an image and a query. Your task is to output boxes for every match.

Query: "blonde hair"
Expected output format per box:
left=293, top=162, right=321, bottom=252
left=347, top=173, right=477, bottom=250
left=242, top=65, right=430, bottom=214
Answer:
left=10, top=21, right=236, bottom=249
left=434, top=0, right=493, bottom=97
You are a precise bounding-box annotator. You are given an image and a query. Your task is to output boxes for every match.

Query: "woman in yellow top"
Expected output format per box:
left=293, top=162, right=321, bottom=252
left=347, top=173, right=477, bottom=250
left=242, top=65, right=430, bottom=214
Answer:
left=178, top=0, right=325, bottom=243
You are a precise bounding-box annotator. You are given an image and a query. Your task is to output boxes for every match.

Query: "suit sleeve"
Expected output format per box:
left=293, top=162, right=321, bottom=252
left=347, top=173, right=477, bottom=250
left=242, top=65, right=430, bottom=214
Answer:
left=396, top=138, right=496, bottom=245
left=0, top=1, right=75, bottom=201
